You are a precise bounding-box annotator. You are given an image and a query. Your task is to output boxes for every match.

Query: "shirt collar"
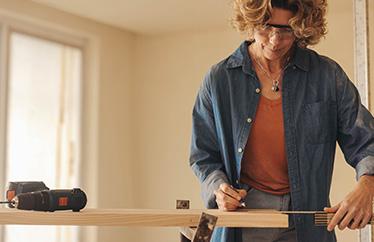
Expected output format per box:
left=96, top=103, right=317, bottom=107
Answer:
left=290, top=44, right=309, bottom=71
left=226, top=40, right=310, bottom=72
left=226, top=41, right=255, bottom=76
left=225, top=41, right=248, bottom=69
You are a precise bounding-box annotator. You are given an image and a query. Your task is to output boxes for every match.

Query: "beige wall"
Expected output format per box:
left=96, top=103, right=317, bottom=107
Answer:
left=0, top=0, right=137, bottom=241
left=0, top=0, right=371, bottom=242
left=131, top=30, right=242, bottom=241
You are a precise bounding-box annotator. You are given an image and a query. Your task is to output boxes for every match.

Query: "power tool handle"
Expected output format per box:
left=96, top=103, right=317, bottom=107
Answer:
left=48, top=188, right=87, bottom=212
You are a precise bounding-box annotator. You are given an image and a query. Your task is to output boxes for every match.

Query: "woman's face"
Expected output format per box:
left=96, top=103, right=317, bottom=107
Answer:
left=253, top=8, right=296, bottom=61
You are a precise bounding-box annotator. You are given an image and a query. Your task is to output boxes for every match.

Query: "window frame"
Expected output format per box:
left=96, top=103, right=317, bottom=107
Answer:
left=0, top=8, right=100, bottom=242
left=354, top=1, right=372, bottom=241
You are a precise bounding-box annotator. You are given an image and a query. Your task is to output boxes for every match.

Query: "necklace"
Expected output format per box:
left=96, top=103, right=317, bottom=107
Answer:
left=251, top=53, right=290, bottom=92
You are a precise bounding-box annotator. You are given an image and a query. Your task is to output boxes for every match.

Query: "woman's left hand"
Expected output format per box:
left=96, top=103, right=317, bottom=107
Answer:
left=324, top=175, right=374, bottom=231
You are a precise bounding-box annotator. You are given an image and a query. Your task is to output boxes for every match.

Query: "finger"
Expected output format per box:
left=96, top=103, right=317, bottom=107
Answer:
left=215, top=195, right=229, bottom=211
left=236, top=189, right=247, bottom=199
left=327, top=204, right=347, bottom=231
left=214, top=190, right=226, bottom=204
left=324, top=203, right=340, bottom=213
left=219, top=184, right=242, bottom=201
left=214, top=190, right=223, bottom=209
left=348, top=212, right=363, bottom=230
left=216, top=200, right=226, bottom=211
left=229, top=186, right=248, bottom=202
left=216, top=197, right=240, bottom=211
left=216, top=200, right=228, bottom=211
left=215, top=189, right=241, bottom=208
left=221, top=192, right=241, bottom=207
left=324, top=203, right=340, bottom=231
left=338, top=209, right=356, bottom=230
left=358, top=212, right=372, bottom=229
left=219, top=202, right=239, bottom=211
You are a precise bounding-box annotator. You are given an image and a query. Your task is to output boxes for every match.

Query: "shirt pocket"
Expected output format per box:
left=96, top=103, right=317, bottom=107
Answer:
left=302, top=101, right=335, bottom=144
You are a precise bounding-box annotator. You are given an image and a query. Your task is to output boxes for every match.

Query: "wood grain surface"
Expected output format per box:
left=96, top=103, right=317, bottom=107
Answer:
left=0, top=208, right=288, bottom=228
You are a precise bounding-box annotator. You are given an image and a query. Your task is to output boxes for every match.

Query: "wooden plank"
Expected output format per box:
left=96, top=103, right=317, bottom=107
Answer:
left=0, top=208, right=288, bottom=228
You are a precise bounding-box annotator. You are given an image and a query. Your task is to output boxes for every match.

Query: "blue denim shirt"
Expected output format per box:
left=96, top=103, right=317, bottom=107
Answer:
left=190, top=41, right=374, bottom=242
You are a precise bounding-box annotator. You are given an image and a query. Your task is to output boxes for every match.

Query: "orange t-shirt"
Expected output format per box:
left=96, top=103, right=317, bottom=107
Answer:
left=240, top=95, right=290, bottom=195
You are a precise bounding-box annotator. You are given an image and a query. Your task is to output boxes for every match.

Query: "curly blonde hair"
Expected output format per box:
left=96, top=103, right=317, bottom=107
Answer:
left=231, top=0, right=327, bottom=47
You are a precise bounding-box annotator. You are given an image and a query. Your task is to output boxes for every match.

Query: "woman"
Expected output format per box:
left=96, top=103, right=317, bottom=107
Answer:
left=189, top=0, right=374, bottom=242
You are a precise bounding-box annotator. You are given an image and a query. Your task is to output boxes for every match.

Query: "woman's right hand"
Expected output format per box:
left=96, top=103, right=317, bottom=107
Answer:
left=214, top=183, right=247, bottom=211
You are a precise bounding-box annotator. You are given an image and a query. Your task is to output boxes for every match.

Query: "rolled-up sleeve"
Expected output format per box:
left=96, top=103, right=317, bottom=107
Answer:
left=335, top=65, right=374, bottom=179
left=189, top=70, right=228, bottom=208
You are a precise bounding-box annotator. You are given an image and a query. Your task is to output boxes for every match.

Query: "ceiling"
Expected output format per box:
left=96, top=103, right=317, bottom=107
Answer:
left=31, top=0, right=234, bottom=35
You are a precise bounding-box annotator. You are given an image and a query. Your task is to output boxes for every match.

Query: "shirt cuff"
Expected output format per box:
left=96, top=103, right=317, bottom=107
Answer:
left=201, top=170, right=229, bottom=208
left=355, top=155, right=374, bottom=180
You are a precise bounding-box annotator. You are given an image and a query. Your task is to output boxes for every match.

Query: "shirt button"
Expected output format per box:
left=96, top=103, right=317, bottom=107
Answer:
left=247, top=118, right=252, bottom=123
left=293, top=66, right=296, bottom=70
left=255, top=88, right=261, bottom=94
left=238, top=148, right=243, bottom=153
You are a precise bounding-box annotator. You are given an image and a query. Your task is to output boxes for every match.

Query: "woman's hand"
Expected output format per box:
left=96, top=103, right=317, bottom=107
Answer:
left=214, top=183, right=247, bottom=211
left=324, top=175, right=374, bottom=231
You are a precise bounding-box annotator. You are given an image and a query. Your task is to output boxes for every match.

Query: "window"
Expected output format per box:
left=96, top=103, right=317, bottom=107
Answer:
left=3, top=32, right=82, bottom=242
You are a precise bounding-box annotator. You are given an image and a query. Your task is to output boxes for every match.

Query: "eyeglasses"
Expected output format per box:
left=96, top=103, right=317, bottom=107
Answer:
left=257, top=23, right=295, bottom=39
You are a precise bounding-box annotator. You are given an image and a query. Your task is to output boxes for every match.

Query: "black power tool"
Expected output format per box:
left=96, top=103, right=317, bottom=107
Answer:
left=6, top=181, right=49, bottom=208
left=1, top=182, right=87, bottom=212
left=11, top=188, right=87, bottom=212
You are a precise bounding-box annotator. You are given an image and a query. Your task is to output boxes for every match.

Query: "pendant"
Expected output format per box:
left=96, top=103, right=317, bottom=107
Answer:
left=272, top=81, right=280, bottom=92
